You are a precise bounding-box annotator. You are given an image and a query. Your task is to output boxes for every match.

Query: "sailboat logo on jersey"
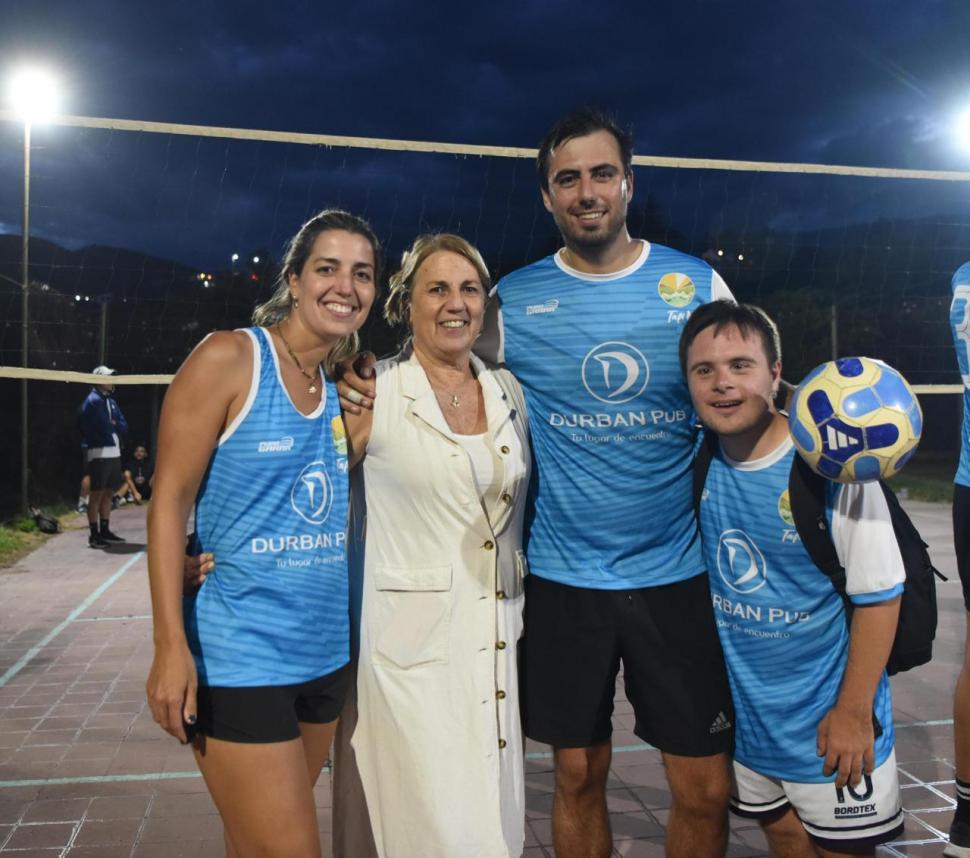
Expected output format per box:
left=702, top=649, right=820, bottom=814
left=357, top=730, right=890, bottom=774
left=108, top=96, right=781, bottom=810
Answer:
left=716, top=529, right=768, bottom=594
left=581, top=342, right=650, bottom=405
left=291, top=461, right=334, bottom=525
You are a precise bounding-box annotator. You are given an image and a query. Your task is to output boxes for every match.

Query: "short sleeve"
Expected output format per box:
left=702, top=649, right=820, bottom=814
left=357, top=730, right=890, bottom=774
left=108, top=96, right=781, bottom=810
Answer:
left=475, top=291, right=505, bottom=365
left=831, top=482, right=905, bottom=605
left=710, top=271, right=735, bottom=303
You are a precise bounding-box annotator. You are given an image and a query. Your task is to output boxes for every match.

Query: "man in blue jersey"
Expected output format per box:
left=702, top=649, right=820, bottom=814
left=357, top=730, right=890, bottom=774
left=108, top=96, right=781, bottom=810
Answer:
left=947, top=261, right=970, bottom=858
left=682, top=300, right=904, bottom=857
left=340, top=110, right=736, bottom=858
left=78, top=366, right=128, bottom=548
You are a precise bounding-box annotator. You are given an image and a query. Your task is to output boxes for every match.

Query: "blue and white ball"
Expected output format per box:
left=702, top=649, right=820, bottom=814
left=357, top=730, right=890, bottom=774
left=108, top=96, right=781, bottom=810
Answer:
left=789, top=357, right=922, bottom=483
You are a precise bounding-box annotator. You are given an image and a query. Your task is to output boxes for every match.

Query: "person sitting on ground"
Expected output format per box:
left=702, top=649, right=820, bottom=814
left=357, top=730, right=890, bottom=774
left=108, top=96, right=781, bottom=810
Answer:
left=123, top=444, right=154, bottom=504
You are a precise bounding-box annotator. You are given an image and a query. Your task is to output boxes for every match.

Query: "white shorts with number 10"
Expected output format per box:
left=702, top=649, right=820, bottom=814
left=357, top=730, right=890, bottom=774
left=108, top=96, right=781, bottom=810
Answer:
left=730, top=749, right=903, bottom=848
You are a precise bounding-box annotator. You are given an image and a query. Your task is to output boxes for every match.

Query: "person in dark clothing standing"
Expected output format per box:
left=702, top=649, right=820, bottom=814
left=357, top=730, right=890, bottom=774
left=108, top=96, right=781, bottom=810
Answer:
left=78, top=366, right=128, bottom=548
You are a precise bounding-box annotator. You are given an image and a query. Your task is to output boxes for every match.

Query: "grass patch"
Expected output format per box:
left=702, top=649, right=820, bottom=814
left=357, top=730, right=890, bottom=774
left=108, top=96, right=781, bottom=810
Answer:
left=0, top=501, right=83, bottom=569
left=0, top=525, right=48, bottom=569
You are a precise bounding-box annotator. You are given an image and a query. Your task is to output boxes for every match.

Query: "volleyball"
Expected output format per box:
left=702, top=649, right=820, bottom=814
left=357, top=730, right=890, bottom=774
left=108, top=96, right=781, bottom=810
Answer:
left=789, top=357, right=922, bottom=483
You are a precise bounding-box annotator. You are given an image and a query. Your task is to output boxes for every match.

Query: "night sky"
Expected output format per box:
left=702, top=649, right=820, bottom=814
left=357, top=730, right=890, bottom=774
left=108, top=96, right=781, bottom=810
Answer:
left=0, top=2, right=967, bottom=286
left=0, top=0, right=969, bottom=506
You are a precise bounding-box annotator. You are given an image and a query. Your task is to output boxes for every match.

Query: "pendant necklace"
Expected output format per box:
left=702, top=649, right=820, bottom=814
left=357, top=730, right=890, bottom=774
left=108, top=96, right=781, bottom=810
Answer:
left=450, top=393, right=461, bottom=409
left=276, top=325, right=320, bottom=395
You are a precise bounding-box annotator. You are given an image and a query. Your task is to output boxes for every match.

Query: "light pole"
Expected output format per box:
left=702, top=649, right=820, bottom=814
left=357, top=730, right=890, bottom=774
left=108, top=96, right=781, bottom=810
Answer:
left=8, top=68, right=59, bottom=513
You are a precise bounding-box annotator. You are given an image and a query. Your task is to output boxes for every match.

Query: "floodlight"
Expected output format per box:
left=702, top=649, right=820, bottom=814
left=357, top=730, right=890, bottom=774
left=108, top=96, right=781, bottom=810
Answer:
left=956, top=107, right=970, bottom=151
left=8, top=68, right=59, bottom=123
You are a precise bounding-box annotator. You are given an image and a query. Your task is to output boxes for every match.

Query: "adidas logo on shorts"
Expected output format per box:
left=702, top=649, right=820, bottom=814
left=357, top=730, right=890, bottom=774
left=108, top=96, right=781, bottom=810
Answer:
left=709, top=711, right=732, bottom=734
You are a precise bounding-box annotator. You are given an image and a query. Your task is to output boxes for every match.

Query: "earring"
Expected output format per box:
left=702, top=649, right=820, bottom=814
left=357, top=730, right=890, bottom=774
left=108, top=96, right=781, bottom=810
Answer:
left=291, top=294, right=299, bottom=308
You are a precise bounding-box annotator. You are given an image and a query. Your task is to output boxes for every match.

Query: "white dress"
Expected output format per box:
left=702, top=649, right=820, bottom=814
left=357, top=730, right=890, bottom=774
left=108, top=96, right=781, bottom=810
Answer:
left=333, top=351, right=531, bottom=858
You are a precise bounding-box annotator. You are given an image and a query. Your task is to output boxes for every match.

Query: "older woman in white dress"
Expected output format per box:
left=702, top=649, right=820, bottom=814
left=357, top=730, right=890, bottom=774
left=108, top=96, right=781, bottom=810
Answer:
left=335, top=234, right=531, bottom=858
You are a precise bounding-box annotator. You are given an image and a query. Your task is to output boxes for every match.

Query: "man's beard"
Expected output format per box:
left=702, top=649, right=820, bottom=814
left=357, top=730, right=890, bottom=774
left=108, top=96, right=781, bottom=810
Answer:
left=557, top=210, right=625, bottom=252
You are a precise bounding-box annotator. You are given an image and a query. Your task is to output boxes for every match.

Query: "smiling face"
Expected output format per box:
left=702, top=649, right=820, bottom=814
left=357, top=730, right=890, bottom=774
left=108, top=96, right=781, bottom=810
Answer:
left=286, top=229, right=376, bottom=346
left=686, top=323, right=781, bottom=444
left=541, top=129, right=632, bottom=254
left=408, top=250, right=486, bottom=364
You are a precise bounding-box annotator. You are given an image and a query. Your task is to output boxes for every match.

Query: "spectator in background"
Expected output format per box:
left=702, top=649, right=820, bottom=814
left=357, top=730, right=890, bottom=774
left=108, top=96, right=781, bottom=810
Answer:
left=123, top=444, right=154, bottom=504
left=78, top=366, right=128, bottom=548
left=76, top=448, right=90, bottom=513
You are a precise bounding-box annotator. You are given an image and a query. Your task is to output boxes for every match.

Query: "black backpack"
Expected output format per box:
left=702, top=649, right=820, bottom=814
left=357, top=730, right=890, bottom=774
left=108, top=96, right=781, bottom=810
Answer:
left=30, top=508, right=60, bottom=535
left=693, top=430, right=943, bottom=675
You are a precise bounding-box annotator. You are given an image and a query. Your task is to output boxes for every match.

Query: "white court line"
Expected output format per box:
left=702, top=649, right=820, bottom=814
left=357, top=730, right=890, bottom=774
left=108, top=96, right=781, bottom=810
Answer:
left=0, top=551, right=145, bottom=688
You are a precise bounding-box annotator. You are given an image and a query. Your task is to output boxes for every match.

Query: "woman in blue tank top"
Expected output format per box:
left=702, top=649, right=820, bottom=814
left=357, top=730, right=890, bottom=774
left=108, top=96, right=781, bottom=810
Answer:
left=146, top=210, right=381, bottom=858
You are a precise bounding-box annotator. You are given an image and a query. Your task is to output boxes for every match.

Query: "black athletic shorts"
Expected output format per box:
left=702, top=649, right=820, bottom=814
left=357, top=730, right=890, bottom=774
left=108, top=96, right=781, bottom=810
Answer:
left=88, top=457, right=122, bottom=491
left=956, top=484, right=970, bottom=611
left=520, top=572, right=735, bottom=756
left=194, top=662, right=351, bottom=743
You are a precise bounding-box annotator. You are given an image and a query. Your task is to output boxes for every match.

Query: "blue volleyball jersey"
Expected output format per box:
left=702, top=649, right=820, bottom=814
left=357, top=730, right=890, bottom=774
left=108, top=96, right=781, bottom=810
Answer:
left=699, top=437, right=903, bottom=782
left=493, top=242, right=731, bottom=589
left=952, top=261, right=970, bottom=487
left=185, top=327, right=350, bottom=686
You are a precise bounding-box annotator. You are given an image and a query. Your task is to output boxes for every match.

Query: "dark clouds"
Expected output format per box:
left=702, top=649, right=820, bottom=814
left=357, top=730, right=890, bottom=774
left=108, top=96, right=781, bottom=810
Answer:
left=0, top=0, right=968, bottom=270
left=4, top=0, right=970, bottom=163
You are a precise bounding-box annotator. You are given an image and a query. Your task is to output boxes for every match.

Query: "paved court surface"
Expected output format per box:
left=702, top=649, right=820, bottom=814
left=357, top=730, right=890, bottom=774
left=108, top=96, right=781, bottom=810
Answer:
left=0, top=501, right=962, bottom=856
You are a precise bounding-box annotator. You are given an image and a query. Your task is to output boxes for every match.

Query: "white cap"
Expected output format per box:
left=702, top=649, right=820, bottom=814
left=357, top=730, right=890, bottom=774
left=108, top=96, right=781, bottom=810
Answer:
left=92, top=365, right=116, bottom=376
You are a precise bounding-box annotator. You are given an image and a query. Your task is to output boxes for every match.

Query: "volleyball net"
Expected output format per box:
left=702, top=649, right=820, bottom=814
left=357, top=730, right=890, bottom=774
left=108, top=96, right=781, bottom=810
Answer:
left=0, top=111, right=968, bottom=507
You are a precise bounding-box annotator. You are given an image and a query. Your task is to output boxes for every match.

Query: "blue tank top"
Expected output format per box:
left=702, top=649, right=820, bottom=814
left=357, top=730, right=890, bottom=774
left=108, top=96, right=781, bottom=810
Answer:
left=951, top=262, right=970, bottom=487
left=185, top=327, right=350, bottom=686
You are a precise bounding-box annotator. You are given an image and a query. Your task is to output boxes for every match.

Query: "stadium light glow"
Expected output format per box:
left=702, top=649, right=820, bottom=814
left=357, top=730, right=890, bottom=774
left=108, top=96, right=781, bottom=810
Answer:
left=738, top=254, right=744, bottom=261
left=231, top=253, right=239, bottom=262
left=956, top=107, right=970, bottom=151
left=252, top=256, right=260, bottom=264
left=717, top=249, right=724, bottom=257
left=7, top=67, right=60, bottom=123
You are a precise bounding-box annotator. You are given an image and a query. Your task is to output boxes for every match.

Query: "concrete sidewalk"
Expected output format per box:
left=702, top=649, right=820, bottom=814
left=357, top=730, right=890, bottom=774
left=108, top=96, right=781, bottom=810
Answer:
left=0, top=501, right=961, bottom=856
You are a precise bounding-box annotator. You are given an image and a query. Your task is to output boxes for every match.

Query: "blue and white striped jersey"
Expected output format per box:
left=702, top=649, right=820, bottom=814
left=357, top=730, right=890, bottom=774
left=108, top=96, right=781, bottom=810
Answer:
left=185, top=327, right=350, bottom=686
left=491, top=241, right=731, bottom=589
left=699, top=436, right=904, bottom=782
left=951, top=261, right=970, bottom=488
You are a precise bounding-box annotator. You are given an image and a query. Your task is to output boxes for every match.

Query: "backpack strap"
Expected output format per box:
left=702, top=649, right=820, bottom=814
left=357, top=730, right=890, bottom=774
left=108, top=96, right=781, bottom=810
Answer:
left=692, top=429, right=719, bottom=522
left=788, top=454, right=849, bottom=599
left=788, top=454, right=887, bottom=733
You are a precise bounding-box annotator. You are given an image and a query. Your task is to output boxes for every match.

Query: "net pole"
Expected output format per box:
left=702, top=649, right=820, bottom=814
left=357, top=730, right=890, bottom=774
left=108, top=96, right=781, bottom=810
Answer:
left=20, top=120, right=31, bottom=514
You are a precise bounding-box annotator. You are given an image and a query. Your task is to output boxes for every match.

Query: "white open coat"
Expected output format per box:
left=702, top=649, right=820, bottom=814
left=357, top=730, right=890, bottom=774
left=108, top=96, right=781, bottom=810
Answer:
left=335, top=350, right=531, bottom=858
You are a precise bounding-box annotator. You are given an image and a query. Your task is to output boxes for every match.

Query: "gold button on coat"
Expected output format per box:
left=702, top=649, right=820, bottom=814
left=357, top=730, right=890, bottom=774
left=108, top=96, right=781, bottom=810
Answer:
left=496, top=641, right=507, bottom=650
left=483, top=540, right=494, bottom=550
left=498, top=739, right=507, bottom=749
left=496, top=690, right=506, bottom=700
left=497, top=590, right=506, bottom=600
left=500, top=445, right=510, bottom=454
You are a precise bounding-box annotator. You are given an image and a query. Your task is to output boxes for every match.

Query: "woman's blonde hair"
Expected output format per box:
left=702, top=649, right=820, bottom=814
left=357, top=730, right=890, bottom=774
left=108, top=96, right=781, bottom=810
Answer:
left=252, top=209, right=383, bottom=373
left=384, top=234, right=491, bottom=335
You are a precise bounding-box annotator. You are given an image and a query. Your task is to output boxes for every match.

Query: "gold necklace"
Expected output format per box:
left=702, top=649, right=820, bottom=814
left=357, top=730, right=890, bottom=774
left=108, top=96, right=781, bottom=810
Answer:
left=275, top=325, right=320, bottom=395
